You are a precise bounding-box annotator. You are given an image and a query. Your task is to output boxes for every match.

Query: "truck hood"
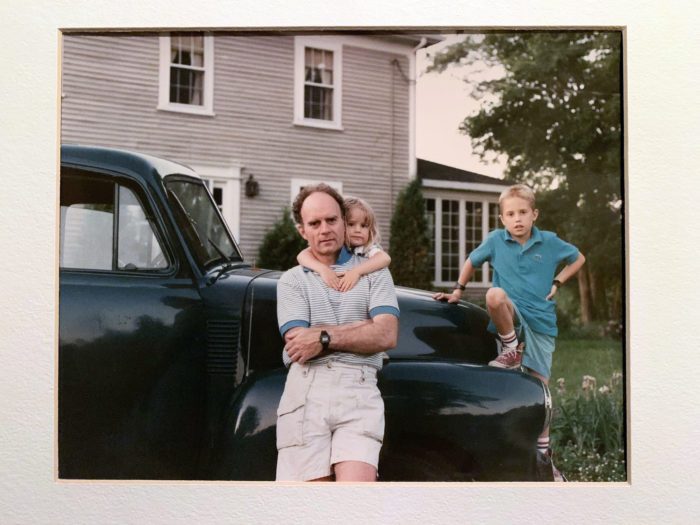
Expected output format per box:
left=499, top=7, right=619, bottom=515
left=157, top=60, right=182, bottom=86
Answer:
left=207, top=267, right=497, bottom=371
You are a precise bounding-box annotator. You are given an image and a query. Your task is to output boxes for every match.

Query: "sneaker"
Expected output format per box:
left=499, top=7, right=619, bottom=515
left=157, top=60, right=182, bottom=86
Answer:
left=488, top=342, right=524, bottom=369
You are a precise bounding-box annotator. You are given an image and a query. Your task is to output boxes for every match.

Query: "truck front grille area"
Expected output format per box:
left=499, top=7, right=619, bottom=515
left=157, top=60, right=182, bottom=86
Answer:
left=206, top=319, right=240, bottom=375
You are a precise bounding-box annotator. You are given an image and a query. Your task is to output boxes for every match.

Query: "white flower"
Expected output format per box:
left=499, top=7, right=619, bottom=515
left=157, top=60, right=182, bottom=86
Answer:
left=582, top=375, right=597, bottom=391
left=598, top=385, right=611, bottom=394
left=556, top=377, right=566, bottom=394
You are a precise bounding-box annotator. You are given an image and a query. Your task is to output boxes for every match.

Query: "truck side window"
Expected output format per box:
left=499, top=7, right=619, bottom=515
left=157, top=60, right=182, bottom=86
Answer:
left=60, top=177, right=115, bottom=270
left=60, top=174, right=169, bottom=271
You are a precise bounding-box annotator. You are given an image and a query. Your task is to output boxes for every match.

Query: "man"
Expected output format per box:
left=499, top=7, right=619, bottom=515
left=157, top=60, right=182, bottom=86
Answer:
left=276, top=184, right=399, bottom=482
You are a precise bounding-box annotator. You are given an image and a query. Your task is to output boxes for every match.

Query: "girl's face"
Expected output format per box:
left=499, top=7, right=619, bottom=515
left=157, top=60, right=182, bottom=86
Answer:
left=346, top=207, right=370, bottom=247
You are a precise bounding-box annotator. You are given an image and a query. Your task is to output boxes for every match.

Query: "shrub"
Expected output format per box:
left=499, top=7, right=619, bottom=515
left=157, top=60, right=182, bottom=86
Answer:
left=388, top=178, right=432, bottom=289
left=256, top=207, right=308, bottom=271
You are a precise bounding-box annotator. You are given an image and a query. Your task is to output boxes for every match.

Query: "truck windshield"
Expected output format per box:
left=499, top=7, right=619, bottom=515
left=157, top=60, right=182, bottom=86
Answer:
left=165, top=178, right=243, bottom=269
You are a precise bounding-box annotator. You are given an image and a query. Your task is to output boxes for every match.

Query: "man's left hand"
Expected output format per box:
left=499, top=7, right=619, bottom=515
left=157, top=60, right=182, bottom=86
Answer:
left=546, top=284, right=558, bottom=301
left=284, top=327, right=324, bottom=364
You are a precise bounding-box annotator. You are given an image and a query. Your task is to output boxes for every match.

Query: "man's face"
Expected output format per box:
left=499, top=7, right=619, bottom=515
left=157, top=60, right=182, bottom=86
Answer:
left=298, top=192, right=346, bottom=260
left=499, top=196, right=539, bottom=242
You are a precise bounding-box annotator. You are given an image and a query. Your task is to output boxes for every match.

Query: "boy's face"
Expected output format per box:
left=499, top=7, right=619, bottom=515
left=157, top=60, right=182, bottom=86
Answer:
left=499, top=196, right=539, bottom=242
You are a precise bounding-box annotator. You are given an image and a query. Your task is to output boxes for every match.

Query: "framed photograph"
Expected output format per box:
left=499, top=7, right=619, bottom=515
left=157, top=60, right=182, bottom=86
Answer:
left=1, top=0, right=695, bottom=522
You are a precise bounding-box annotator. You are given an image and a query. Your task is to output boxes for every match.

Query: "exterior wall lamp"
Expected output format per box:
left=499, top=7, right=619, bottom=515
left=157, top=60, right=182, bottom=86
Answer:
left=245, top=173, right=259, bottom=197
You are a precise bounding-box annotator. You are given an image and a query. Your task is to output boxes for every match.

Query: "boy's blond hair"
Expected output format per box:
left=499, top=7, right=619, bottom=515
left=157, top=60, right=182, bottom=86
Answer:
left=343, top=196, right=380, bottom=249
left=498, top=184, right=536, bottom=211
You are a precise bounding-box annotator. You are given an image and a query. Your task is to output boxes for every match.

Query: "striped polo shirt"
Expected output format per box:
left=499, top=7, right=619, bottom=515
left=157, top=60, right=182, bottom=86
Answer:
left=277, top=246, right=400, bottom=369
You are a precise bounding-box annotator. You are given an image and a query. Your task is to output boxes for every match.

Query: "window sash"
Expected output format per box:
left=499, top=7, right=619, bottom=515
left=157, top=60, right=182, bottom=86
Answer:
left=158, top=34, right=214, bottom=115
left=294, top=37, right=342, bottom=129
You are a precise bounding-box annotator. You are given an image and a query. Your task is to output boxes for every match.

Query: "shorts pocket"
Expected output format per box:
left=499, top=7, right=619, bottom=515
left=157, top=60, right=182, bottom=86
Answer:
left=276, top=406, right=305, bottom=449
left=276, top=366, right=312, bottom=449
left=359, top=382, right=385, bottom=443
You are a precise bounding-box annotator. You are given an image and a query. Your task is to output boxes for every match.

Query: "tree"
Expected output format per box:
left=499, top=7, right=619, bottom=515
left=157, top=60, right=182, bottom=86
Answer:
left=257, top=207, right=307, bottom=270
left=388, top=177, right=432, bottom=289
left=428, top=31, right=623, bottom=323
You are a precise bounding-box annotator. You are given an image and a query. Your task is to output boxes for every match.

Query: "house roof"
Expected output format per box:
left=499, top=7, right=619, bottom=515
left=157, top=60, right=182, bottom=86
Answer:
left=370, top=33, right=444, bottom=47
left=418, top=159, right=509, bottom=186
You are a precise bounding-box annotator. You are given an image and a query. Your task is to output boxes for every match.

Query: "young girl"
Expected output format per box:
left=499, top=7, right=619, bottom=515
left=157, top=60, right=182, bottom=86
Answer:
left=297, top=196, right=391, bottom=292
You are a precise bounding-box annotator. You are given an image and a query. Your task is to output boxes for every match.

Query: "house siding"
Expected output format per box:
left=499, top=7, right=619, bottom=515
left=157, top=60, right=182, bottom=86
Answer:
left=61, top=34, right=412, bottom=261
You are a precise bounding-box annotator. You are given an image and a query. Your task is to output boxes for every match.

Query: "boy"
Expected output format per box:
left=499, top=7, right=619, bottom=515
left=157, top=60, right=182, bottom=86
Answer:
left=433, top=184, right=585, bottom=481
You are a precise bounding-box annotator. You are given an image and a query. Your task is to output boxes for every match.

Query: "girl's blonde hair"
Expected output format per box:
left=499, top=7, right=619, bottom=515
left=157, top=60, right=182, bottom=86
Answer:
left=498, top=183, right=536, bottom=211
left=343, top=196, right=380, bottom=249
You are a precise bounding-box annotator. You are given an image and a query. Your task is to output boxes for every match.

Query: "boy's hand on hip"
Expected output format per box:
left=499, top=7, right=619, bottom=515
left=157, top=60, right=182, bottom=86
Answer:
left=546, top=285, right=558, bottom=301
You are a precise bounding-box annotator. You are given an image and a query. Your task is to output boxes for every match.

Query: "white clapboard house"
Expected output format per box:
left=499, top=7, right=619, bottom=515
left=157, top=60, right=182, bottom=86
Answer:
left=61, top=31, right=441, bottom=262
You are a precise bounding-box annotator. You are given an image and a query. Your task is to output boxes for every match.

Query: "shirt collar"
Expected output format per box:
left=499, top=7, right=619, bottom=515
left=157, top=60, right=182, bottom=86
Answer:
left=503, top=225, right=542, bottom=247
left=302, top=246, right=352, bottom=272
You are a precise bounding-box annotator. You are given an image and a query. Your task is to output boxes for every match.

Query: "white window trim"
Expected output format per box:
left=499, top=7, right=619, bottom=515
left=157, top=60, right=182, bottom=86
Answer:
left=190, top=164, right=241, bottom=241
left=158, top=34, right=215, bottom=116
left=290, top=178, right=343, bottom=220
left=294, top=36, right=343, bottom=131
left=424, top=190, right=500, bottom=288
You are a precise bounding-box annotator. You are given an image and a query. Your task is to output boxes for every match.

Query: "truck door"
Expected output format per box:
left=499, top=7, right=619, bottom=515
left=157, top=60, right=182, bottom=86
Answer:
left=58, top=167, right=206, bottom=479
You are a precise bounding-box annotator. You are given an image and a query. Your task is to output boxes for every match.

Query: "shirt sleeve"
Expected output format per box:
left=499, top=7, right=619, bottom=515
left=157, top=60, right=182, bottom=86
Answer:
left=364, top=244, right=382, bottom=258
left=276, top=270, right=310, bottom=336
left=554, top=236, right=580, bottom=265
left=368, top=268, right=400, bottom=318
left=468, top=232, right=495, bottom=267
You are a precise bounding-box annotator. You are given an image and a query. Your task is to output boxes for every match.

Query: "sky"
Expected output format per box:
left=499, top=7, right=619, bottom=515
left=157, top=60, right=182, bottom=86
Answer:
left=415, top=34, right=507, bottom=179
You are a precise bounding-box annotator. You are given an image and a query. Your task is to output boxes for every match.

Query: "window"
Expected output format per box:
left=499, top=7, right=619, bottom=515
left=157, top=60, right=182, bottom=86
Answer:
left=158, top=33, right=214, bottom=115
left=60, top=174, right=169, bottom=271
left=424, top=194, right=500, bottom=287
left=294, top=37, right=342, bottom=130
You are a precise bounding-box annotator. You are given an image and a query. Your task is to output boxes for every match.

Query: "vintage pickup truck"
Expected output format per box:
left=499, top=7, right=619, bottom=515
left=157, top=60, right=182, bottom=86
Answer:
left=58, top=144, right=553, bottom=481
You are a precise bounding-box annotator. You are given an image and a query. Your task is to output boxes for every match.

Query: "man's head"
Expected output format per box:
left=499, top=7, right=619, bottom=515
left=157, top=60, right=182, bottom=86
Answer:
left=498, top=184, right=539, bottom=242
left=293, top=184, right=346, bottom=262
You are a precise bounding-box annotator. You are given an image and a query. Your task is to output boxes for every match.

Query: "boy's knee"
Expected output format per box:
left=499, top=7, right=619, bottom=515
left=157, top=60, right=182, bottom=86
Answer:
left=485, top=287, right=509, bottom=308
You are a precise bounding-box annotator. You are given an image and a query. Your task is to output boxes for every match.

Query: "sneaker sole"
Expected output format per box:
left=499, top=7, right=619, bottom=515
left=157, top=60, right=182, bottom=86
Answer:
left=488, top=361, right=522, bottom=370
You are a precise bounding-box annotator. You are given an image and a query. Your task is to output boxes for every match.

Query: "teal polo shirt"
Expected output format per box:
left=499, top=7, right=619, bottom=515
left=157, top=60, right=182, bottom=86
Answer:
left=469, top=227, right=579, bottom=336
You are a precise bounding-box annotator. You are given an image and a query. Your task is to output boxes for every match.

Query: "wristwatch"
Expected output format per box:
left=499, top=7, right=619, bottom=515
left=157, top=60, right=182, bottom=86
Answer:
left=319, top=330, right=331, bottom=351
left=552, top=279, right=562, bottom=288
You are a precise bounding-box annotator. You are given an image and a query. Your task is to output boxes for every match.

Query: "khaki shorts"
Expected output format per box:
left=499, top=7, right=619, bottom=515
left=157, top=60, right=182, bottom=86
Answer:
left=275, top=361, right=384, bottom=482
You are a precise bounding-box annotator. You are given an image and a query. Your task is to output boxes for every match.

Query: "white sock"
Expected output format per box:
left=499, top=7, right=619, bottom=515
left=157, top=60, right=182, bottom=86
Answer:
left=498, top=330, right=518, bottom=350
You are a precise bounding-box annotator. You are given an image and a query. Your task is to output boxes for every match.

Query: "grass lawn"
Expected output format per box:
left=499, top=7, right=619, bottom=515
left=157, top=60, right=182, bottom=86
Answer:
left=550, top=337, right=625, bottom=396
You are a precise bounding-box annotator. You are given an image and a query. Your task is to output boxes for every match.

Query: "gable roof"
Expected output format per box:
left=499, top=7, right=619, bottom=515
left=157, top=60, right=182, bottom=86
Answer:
left=418, top=158, right=509, bottom=185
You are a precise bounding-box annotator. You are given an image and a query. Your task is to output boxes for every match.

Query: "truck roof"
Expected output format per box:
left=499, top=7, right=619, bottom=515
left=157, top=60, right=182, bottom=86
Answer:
left=60, top=144, right=200, bottom=180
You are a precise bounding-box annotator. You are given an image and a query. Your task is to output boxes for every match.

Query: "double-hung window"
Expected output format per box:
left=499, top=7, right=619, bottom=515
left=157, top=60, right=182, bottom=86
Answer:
left=294, top=37, right=342, bottom=130
left=158, top=33, right=214, bottom=115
